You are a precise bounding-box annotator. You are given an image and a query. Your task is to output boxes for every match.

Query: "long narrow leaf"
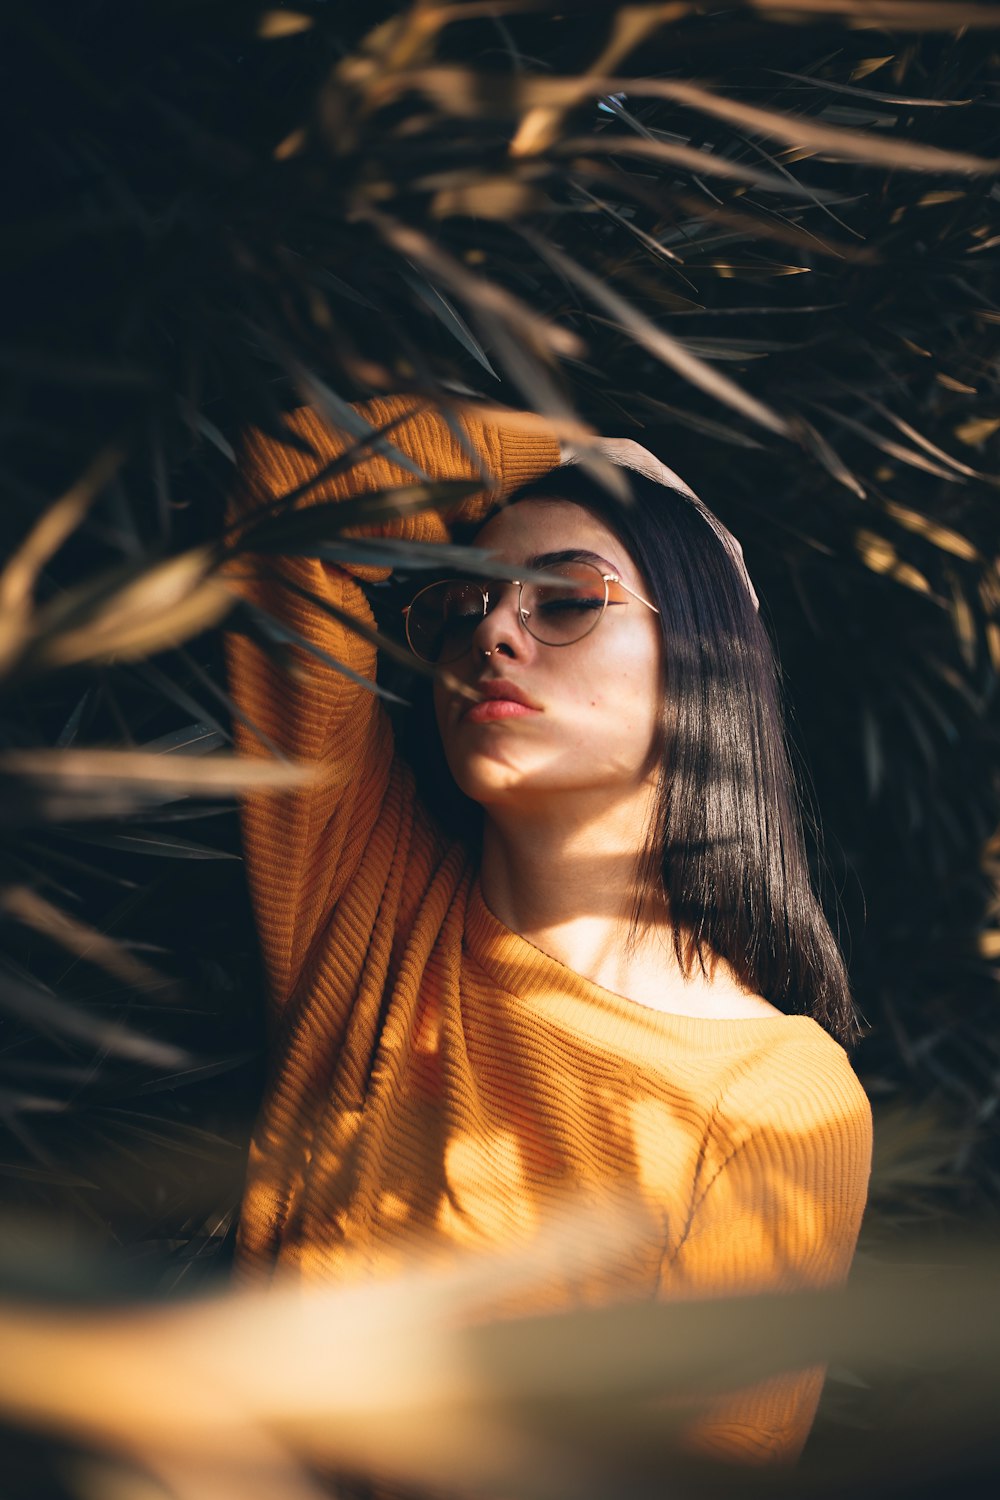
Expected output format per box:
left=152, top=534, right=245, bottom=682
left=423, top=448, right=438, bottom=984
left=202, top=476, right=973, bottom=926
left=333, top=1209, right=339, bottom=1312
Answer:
left=236, top=599, right=410, bottom=705
left=0, top=749, right=313, bottom=795
left=0, top=887, right=172, bottom=996
left=404, top=69, right=1000, bottom=173
left=808, top=401, right=968, bottom=481
left=0, top=965, right=187, bottom=1067
left=400, top=266, right=500, bottom=379
left=558, top=134, right=839, bottom=196
left=523, top=229, right=790, bottom=436
left=230, top=481, right=483, bottom=553
left=748, top=0, right=1000, bottom=26
left=57, top=829, right=239, bottom=859
left=766, top=69, right=973, bottom=107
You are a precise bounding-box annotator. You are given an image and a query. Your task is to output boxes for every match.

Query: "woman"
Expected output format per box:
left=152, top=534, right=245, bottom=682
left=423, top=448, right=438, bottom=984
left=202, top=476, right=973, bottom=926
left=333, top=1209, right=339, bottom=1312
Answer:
left=225, top=396, right=872, bottom=1466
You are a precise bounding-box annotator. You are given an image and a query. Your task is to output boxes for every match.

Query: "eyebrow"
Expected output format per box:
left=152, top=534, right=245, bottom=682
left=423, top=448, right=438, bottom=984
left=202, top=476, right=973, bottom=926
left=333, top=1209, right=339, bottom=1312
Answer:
left=527, top=548, right=620, bottom=573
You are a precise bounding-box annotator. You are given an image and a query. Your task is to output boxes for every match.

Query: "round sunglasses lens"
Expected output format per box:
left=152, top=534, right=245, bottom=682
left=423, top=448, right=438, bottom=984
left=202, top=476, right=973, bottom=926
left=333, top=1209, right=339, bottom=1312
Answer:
left=408, top=581, right=484, bottom=663
left=524, top=562, right=607, bottom=645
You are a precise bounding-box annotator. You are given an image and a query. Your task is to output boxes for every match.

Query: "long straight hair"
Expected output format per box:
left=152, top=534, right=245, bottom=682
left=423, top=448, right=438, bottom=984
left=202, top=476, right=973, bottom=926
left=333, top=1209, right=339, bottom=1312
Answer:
left=502, top=468, right=859, bottom=1047
left=389, top=469, right=859, bottom=1047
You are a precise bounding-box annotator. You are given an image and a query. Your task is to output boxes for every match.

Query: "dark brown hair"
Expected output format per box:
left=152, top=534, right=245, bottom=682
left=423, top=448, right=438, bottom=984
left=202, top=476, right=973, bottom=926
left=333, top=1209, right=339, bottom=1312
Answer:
left=391, top=468, right=859, bottom=1046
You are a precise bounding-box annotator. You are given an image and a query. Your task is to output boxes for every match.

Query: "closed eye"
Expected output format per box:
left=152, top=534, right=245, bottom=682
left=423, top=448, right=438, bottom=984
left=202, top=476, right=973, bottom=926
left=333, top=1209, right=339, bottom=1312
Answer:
left=535, top=595, right=605, bottom=615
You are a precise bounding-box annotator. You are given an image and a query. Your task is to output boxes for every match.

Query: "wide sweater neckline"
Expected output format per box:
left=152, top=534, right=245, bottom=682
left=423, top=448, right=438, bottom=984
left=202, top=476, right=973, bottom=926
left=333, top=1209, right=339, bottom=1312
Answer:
left=463, top=877, right=823, bottom=1061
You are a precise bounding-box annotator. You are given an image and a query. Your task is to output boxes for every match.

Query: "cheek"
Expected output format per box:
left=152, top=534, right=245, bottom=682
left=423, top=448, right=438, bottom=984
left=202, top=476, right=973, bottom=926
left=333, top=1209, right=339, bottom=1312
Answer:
left=573, top=640, right=664, bottom=757
left=628, top=644, right=666, bottom=763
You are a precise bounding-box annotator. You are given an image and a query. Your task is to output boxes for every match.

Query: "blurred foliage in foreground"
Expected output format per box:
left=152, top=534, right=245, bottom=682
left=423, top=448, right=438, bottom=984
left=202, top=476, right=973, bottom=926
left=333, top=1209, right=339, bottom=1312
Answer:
left=1, top=0, right=1000, bottom=1495
left=2, top=1212, right=1000, bottom=1500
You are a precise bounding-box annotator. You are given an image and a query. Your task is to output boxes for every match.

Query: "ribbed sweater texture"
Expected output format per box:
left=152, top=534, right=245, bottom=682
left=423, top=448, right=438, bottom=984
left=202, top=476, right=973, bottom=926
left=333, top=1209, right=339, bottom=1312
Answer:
left=225, top=396, right=873, bottom=1467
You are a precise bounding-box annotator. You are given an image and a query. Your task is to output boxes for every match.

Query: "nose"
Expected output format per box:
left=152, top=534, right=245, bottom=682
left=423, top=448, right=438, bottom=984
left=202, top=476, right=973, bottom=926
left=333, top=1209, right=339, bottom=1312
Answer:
left=469, top=581, right=529, bottom=660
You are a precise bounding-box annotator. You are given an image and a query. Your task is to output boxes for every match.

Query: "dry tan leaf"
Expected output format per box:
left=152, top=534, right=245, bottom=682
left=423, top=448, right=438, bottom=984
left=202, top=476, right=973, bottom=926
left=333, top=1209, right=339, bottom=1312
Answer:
left=871, top=401, right=984, bottom=479
left=856, top=529, right=933, bottom=594
left=775, top=145, right=820, bottom=163
left=0, top=748, right=317, bottom=793
left=881, top=500, right=980, bottom=561
left=405, top=68, right=1000, bottom=173
left=358, top=3, right=459, bottom=74
left=273, top=127, right=307, bottom=161
left=750, top=0, right=1000, bottom=27
left=986, top=621, right=1000, bottom=672
left=978, top=930, right=1000, bottom=958
left=857, top=528, right=896, bottom=572
left=0, top=886, right=169, bottom=994
left=0, top=450, right=122, bottom=617
left=556, top=134, right=816, bottom=193
left=947, top=569, right=978, bottom=664
left=73, top=1453, right=325, bottom=1500
left=1, top=1227, right=999, bottom=1498
left=26, top=550, right=234, bottom=671
left=954, top=416, right=1000, bottom=446
left=851, top=56, right=894, bottom=80
left=937, top=373, right=979, bottom=394
left=0, top=449, right=122, bottom=676
left=257, top=12, right=313, bottom=39
left=356, top=207, right=584, bottom=359
left=0, top=1205, right=653, bottom=1494
left=709, top=262, right=811, bottom=276
left=892, top=562, right=935, bottom=594
left=510, top=3, right=690, bottom=157
left=628, top=76, right=1000, bottom=174
left=820, top=404, right=969, bottom=481
left=431, top=177, right=548, bottom=219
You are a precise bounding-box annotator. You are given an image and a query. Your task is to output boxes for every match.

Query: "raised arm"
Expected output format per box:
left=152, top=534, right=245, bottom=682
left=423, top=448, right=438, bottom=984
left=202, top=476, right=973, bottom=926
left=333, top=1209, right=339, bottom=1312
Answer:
left=223, top=396, right=560, bottom=1013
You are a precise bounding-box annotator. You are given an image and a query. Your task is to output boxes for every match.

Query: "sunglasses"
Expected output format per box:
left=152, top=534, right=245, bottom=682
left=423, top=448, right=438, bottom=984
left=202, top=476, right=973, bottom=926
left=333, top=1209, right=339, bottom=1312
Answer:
left=402, top=558, right=659, bottom=665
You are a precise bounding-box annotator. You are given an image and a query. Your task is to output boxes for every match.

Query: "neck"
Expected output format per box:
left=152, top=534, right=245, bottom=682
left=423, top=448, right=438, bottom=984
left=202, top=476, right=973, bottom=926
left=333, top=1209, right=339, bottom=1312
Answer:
left=478, top=783, right=681, bottom=1001
left=477, top=787, right=777, bottom=1019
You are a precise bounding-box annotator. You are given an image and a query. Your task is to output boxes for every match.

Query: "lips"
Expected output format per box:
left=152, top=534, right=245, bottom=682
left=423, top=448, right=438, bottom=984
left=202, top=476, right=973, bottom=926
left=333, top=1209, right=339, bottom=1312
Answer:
left=460, top=678, right=541, bottom=724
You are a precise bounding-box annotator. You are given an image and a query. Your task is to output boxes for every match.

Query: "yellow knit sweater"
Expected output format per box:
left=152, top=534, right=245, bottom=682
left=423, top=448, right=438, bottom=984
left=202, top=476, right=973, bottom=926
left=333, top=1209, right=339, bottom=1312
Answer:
left=225, top=397, right=872, bottom=1466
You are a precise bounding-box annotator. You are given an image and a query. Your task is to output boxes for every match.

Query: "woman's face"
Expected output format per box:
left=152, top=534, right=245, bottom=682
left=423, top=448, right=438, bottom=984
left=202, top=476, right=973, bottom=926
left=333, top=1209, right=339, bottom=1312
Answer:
left=432, top=498, right=665, bottom=812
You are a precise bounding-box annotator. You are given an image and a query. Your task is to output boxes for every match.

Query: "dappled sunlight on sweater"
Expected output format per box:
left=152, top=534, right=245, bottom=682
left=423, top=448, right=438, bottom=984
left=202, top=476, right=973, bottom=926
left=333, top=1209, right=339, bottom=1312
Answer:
left=226, top=396, right=872, bottom=1464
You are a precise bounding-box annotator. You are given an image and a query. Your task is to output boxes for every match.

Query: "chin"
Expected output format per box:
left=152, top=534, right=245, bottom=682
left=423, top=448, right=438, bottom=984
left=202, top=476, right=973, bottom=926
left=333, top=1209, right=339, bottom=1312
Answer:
left=442, top=735, right=547, bottom=797
left=447, top=758, right=526, bottom=806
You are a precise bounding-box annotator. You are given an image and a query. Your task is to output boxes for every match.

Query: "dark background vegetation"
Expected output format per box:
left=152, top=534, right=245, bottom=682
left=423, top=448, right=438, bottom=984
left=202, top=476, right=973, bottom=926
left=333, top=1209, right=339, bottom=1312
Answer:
left=1, top=1, right=999, bottom=1495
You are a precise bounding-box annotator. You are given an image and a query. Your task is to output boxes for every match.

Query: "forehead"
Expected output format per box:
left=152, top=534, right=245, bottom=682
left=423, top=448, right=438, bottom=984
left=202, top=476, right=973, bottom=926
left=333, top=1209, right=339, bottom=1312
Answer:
left=474, top=497, right=626, bottom=568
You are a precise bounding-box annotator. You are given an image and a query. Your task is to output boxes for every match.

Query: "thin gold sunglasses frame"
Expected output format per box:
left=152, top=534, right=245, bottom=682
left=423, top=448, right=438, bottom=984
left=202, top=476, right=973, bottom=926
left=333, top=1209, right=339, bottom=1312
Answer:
left=402, top=562, right=660, bottom=663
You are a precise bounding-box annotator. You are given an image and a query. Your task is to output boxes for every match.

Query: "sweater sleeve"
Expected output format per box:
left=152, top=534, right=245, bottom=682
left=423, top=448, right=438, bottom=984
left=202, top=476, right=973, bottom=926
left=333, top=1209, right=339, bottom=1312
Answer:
left=223, top=397, right=560, bottom=1013
left=663, top=1038, right=872, bottom=1466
